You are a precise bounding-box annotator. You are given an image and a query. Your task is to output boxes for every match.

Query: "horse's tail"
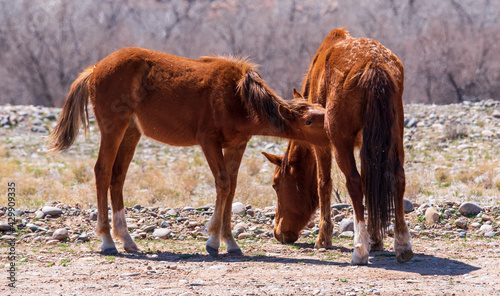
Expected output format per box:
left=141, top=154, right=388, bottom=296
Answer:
left=358, top=62, right=400, bottom=237
left=48, top=66, right=93, bottom=153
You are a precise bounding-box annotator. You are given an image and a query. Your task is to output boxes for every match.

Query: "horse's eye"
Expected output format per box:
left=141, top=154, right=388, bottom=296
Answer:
left=272, top=184, right=277, bottom=190
left=305, top=120, right=312, bottom=126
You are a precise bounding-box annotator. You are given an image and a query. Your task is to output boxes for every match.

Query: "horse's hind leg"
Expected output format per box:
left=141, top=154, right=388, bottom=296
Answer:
left=333, top=143, right=370, bottom=265
left=394, top=162, right=413, bottom=262
left=221, top=144, right=246, bottom=255
left=94, top=118, right=131, bottom=254
left=109, top=121, right=142, bottom=252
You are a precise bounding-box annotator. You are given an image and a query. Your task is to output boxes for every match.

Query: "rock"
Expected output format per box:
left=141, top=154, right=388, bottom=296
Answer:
left=46, top=239, right=59, bottom=245
left=481, top=130, right=494, bottom=137
left=26, top=223, right=39, bottom=232
left=333, top=214, right=345, bottom=222
left=455, top=218, right=467, bottom=229
left=167, top=209, right=177, bottom=216
left=160, top=221, right=170, bottom=228
left=238, top=232, right=252, bottom=239
left=403, top=198, right=415, bottom=213
left=479, top=224, right=493, bottom=234
left=152, top=228, right=171, bottom=239
left=406, top=117, right=418, bottom=128
left=76, top=233, right=90, bottom=242
left=425, top=207, right=440, bottom=224
left=233, top=222, right=248, bottom=235
left=0, top=221, right=12, bottom=231
left=89, top=212, right=98, bottom=221
left=331, top=203, right=351, bottom=210
left=52, top=228, right=69, bottom=240
left=301, top=230, right=312, bottom=237
left=14, top=209, right=24, bottom=216
left=133, top=204, right=142, bottom=210
left=481, top=214, right=493, bottom=222
left=141, top=225, right=156, bottom=232
left=246, top=209, right=255, bottom=217
left=339, top=231, right=354, bottom=238
left=42, top=206, right=63, bottom=216
left=183, top=206, right=194, bottom=211
left=418, top=203, right=432, bottom=211
left=484, top=231, right=498, bottom=238
left=127, top=224, right=139, bottom=230
left=35, top=210, right=45, bottom=219
left=339, top=218, right=354, bottom=233
left=386, top=223, right=395, bottom=235
left=470, top=222, right=481, bottom=228
left=459, top=202, right=483, bottom=216
left=231, top=202, right=246, bottom=215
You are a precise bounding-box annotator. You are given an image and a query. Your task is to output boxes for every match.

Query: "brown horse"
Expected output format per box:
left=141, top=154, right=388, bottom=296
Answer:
left=48, top=47, right=328, bottom=256
left=263, top=28, right=413, bottom=264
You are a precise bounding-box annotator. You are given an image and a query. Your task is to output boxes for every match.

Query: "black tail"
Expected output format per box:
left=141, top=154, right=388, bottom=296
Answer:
left=359, top=63, right=399, bottom=237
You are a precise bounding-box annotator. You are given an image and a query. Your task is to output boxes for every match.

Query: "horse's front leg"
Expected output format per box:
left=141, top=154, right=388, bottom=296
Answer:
left=220, top=144, right=247, bottom=255
left=200, top=140, right=232, bottom=257
left=312, top=146, right=333, bottom=249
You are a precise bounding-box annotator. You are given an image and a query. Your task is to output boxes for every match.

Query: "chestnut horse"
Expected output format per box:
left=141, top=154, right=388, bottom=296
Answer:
left=48, top=47, right=328, bottom=256
left=263, top=28, right=413, bottom=264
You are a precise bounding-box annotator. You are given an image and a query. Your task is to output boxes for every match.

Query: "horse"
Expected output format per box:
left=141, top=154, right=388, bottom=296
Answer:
left=262, top=28, right=413, bottom=264
left=48, top=47, right=329, bottom=256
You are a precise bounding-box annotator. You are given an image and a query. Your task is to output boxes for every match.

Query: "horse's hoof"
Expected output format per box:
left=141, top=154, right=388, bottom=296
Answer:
left=124, top=245, right=140, bottom=253
left=102, top=247, right=118, bottom=255
left=228, top=248, right=243, bottom=256
left=206, top=245, right=219, bottom=257
left=370, top=241, right=384, bottom=251
left=396, top=249, right=414, bottom=263
left=314, top=239, right=332, bottom=249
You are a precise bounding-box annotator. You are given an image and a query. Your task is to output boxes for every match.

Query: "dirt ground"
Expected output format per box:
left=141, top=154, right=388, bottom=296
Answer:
left=3, top=227, right=499, bottom=296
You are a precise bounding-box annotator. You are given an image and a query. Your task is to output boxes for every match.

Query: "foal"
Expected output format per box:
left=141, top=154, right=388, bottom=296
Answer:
left=49, top=47, right=328, bottom=256
left=263, top=28, right=413, bottom=264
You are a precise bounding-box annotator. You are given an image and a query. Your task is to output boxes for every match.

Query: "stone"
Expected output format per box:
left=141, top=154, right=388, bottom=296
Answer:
left=0, top=221, right=12, bottom=231
left=141, top=225, right=156, bottom=232
left=76, top=233, right=90, bottom=242
left=231, top=202, right=246, bottom=215
left=160, top=221, right=170, bottom=228
left=333, top=214, right=345, bottom=222
left=89, top=212, right=98, bottom=221
left=26, top=223, right=40, bottom=232
left=479, top=224, right=493, bottom=233
left=246, top=209, right=255, bottom=217
left=52, top=228, right=69, bottom=240
left=14, top=209, right=24, bottom=216
left=167, top=209, right=177, bottom=216
left=238, top=232, right=252, bottom=239
left=418, top=203, right=432, bottom=211
left=339, top=231, right=354, bottom=238
left=42, top=206, right=63, bottom=216
left=425, top=207, right=440, bottom=224
left=459, top=202, right=483, bottom=216
left=331, top=203, right=351, bottom=210
left=455, top=218, right=467, bottom=229
left=133, top=204, right=143, bottom=210
left=183, top=206, right=195, bottom=211
left=403, top=198, right=415, bottom=213
left=46, top=239, right=59, bottom=245
left=481, top=130, right=494, bottom=137
left=35, top=210, right=45, bottom=219
left=152, top=228, right=171, bottom=239
left=127, top=224, right=139, bottom=230
left=233, top=222, right=248, bottom=235
left=484, top=232, right=498, bottom=238
left=339, top=218, right=354, bottom=233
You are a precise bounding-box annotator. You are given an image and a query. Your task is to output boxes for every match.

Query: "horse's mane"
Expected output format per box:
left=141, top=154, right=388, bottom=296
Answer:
left=235, top=60, right=310, bottom=131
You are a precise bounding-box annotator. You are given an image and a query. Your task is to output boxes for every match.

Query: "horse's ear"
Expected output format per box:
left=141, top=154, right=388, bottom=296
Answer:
left=278, top=104, right=295, bottom=121
left=293, top=88, right=304, bottom=100
left=262, top=152, right=282, bottom=166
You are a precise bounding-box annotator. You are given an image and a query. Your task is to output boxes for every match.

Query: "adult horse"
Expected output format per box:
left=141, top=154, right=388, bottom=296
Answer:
left=48, top=47, right=329, bottom=256
left=263, top=28, right=413, bottom=264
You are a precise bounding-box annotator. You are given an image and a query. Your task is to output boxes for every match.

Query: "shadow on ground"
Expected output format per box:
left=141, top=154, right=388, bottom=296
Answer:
left=102, top=246, right=480, bottom=276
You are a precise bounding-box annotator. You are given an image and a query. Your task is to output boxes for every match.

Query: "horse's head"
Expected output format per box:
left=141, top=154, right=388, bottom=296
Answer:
left=262, top=141, right=319, bottom=244
left=276, top=89, right=328, bottom=146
